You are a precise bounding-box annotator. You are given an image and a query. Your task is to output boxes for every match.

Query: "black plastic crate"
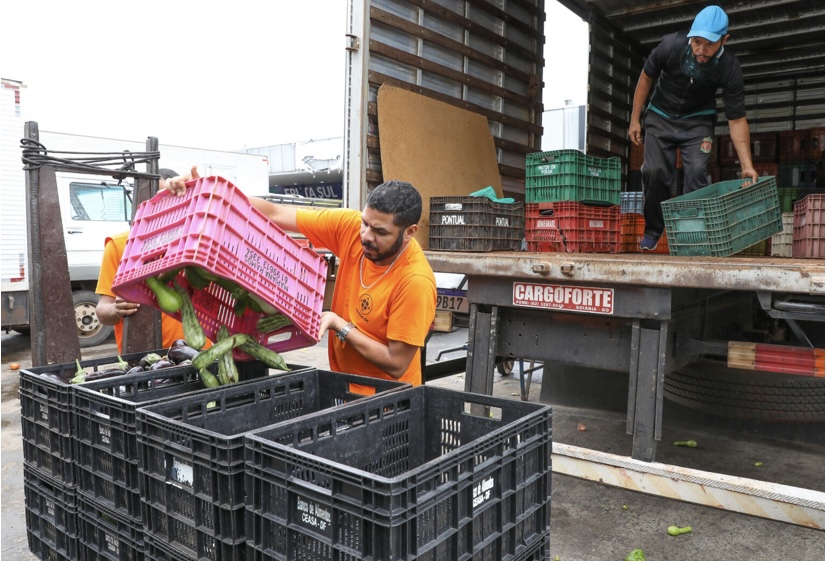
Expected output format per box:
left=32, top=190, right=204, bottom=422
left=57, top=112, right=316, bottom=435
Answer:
left=76, top=494, right=144, bottom=561
left=23, top=465, right=78, bottom=561
left=19, top=348, right=166, bottom=487
left=429, top=196, right=525, bottom=252
left=137, top=369, right=408, bottom=561
left=245, top=386, right=552, bottom=561
left=144, top=533, right=192, bottom=561
left=73, top=358, right=289, bottom=523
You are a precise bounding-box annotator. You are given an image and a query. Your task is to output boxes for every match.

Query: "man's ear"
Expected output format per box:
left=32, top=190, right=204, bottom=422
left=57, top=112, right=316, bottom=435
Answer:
left=720, top=34, right=730, bottom=46
left=404, top=223, right=418, bottom=241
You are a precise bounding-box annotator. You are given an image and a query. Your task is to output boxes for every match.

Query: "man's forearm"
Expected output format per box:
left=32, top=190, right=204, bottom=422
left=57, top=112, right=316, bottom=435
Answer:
left=728, top=117, right=754, bottom=168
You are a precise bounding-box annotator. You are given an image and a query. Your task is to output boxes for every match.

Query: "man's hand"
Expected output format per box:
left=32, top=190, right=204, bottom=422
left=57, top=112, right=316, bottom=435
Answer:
left=318, top=311, right=342, bottom=341
left=628, top=120, right=643, bottom=146
left=741, top=166, right=759, bottom=188
left=166, top=165, right=200, bottom=196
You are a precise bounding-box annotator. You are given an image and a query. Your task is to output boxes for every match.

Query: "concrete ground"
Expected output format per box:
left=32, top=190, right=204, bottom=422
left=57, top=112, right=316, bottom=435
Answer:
left=2, top=327, right=824, bottom=561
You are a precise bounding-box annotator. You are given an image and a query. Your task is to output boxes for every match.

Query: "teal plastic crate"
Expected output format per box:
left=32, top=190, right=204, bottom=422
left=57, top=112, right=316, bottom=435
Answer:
left=526, top=150, right=621, bottom=205
left=662, top=177, right=782, bottom=257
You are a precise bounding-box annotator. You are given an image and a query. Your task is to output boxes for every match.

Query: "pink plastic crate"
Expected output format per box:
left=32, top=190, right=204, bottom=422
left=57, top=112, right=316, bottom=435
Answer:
left=525, top=202, right=621, bottom=253
left=112, top=176, right=328, bottom=358
left=792, top=194, right=825, bottom=259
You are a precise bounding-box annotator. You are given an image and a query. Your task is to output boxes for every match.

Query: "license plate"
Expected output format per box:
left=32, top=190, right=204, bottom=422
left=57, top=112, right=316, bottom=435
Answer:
left=436, top=291, right=469, bottom=314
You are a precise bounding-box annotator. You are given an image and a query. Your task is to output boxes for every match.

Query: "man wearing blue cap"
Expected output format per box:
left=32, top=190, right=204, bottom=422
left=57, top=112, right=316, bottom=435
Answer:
left=628, top=5, right=759, bottom=251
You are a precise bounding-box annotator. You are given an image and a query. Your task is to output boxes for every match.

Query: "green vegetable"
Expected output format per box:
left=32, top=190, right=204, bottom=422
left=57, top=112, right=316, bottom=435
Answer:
left=192, top=333, right=249, bottom=371
left=158, top=267, right=182, bottom=285
left=198, top=367, right=221, bottom=389
left=184, top=266, right=212, bottom=290
left=256, top=313, right=293, bottom=333
left=247, top=293, right=279, bottom=315
left=70, top=359, right=86, bottom=384
left=216, top=326, right=239, bottom=385
left=239, top=338, right=290, bottom=371
left=174, top=281, right=206, bottom=350
left=754, top=461, right=764, bottom=467
left=667, top=525, right=692, bottom=536
left=145, top=276, right=183, bottom=314
left=116, top=355, right=129, bottom=371
left=673, top=440, right=698, bottom=448
left=625, top=549, right=645, bottom=561
left=212, top=276, right=248, bottom=301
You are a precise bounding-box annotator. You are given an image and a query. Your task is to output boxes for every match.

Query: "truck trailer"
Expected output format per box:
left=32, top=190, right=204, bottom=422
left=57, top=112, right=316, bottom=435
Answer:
left=339, top=0, right=824, bottom=525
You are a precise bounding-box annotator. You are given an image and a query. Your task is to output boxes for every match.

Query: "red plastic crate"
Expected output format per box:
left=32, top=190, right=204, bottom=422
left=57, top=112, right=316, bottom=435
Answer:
left=792, top=194, right=825, bottom=259
left=526, top=202, right=620, bottom=253
left=719, top=131, right=778, bottom=164
left=810, top=126, right=825, bottom=160
left=779, top=129, right=811, bottom=162
left=621, top=213, right=669, bottom=253
left=112, top=176, right=328, bottom=358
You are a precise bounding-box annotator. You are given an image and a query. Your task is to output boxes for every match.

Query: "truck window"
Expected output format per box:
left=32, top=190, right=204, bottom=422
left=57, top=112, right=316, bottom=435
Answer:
left=69, top=182, right=132, bottom=222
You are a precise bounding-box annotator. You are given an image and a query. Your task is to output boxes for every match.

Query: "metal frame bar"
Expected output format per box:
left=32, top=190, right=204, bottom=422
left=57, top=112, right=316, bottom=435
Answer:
left=553, top=442, right=825, bottom=529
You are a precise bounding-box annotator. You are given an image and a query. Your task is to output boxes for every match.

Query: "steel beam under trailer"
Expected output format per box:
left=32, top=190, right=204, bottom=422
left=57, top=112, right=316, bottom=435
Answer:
left=553, top=443, right=825, bottom=530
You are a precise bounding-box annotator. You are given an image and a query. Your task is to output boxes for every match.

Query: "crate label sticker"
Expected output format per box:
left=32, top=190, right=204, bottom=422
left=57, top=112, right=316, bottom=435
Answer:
left=98, top=425, right=111, bottom=445
left=441, top=215, right=466, bottom=225
left=445, top=203, right=463, bottom=211
left=495, top=217, right=511, bottom=227
left=295, top=496, right=333, bottom=538
left=513, top=282, right=614, bottom=315
left=244, top=247, right=290, bottom=291
left=537, top=164, right=557, bottom=175
left=588, top=166, right=602, bottom=178
left=105, top=532, right=120, bottom=555
left=588, top=220, right=605, bottom=229
left=170, top=458, right=194, bottom=487
left=45, top=499, right=55, bottom=518
left=472, top=476, right=495, bottom=509
left=537, top=219, right=556, bottom=229
left=141, top=226, right=184, bottom=253
left=38, top=405, right=48, bottom=423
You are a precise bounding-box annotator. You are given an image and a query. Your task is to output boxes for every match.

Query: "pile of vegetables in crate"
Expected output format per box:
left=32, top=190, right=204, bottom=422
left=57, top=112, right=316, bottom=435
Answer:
left=71, top=265, right=293, bottom=389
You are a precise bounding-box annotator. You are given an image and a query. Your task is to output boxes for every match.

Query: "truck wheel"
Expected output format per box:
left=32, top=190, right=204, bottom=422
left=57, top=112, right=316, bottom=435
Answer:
left=73, top=290, right=113, bottom=348
left=497, top=358, right=515, bottom=376
left=664, top=359, right=824, bottom=423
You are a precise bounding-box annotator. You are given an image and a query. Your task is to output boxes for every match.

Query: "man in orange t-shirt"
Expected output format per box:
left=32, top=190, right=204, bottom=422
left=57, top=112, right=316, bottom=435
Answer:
left=95, top=169, right=187, bottom=352
left=167, top=175, right=437, bottom=386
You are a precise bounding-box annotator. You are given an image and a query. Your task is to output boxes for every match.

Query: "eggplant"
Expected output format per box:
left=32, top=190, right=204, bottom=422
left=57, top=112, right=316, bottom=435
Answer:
left=170, top=339, right=188, bottom=348
left=168, top=345, right=199, bottom=364
left=139, top=353, right=164, bottom=369
left=149, top=359, right=174, bottom=371
left=83, top=368, right=127, bottom=382
left=125, top=365, right=145, bottom=376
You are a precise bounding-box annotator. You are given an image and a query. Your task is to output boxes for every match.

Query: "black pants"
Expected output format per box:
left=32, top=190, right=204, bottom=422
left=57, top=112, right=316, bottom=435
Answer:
left=641, top=111, right=715, bottom=238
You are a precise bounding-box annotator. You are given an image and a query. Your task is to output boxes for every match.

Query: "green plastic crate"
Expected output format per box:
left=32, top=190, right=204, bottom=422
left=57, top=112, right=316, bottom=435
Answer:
left=662, top=177, right=783, bottom=257
left=777, top=187, right=799, bottom=213
left=526, top=150, right=621, bottom=205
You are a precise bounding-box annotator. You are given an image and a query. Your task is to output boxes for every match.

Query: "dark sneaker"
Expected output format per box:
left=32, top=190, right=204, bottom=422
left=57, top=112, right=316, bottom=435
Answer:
left=640, top=235, right=660, bottom=251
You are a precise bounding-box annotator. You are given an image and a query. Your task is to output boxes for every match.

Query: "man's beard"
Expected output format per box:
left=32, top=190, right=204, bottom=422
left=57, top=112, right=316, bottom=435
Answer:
left=364, top=230, right=404, bottom=263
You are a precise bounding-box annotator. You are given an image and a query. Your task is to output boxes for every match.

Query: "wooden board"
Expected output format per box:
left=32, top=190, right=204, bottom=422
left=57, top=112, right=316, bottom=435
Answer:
left=377, top=85, right=503, bottom=250
left=430, top=310, right=454, bottom=333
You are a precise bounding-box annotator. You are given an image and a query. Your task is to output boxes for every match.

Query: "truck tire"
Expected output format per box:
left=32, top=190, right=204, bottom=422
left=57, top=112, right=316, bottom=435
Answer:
left=73, top=290, right=113, bottom=348
left=664, top=359, right=824, bottom=423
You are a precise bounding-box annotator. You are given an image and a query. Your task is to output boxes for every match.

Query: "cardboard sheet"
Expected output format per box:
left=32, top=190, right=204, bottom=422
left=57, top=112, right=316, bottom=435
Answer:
left=377, top=85, right=503, bottom=249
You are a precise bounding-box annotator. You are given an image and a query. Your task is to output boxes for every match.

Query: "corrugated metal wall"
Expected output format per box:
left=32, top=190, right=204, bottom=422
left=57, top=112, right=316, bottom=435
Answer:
left=357, top=0, right=546, bottom=199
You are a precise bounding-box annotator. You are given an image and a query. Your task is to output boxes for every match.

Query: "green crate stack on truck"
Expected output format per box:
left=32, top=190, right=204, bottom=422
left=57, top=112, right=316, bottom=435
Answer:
left=524, top=149, right=622, bottom=253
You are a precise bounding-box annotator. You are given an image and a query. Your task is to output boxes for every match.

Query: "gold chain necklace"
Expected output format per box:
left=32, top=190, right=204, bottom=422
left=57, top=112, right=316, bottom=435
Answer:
left=359, top=242, right=409, bottom=290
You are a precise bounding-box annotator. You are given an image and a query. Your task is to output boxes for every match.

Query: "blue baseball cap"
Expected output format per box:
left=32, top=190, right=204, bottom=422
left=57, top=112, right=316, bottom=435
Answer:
left=688, top=6, right=729, bottom=42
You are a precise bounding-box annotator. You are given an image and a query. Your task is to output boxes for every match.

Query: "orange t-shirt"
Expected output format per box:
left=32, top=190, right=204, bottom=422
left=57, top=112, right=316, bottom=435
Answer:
left=296, top=208, right=436, bottom=385
left=95, top=231, right=185, bottom=353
